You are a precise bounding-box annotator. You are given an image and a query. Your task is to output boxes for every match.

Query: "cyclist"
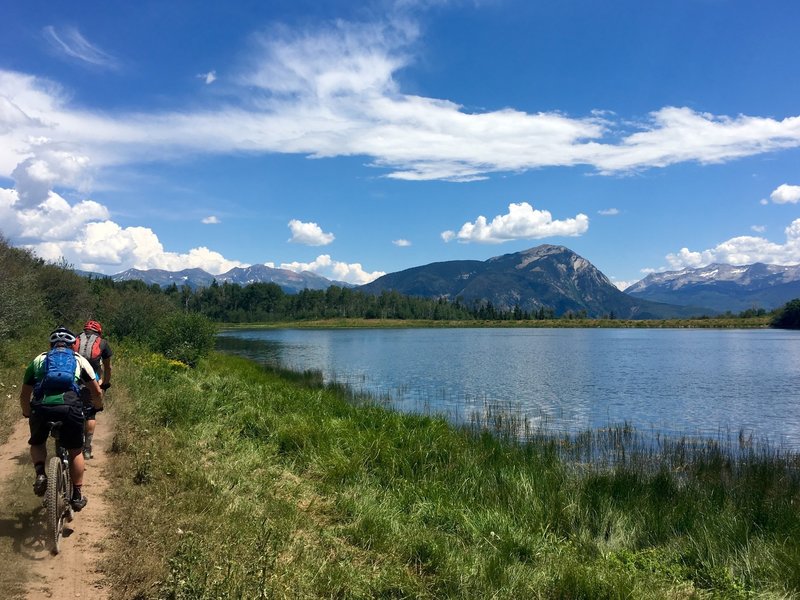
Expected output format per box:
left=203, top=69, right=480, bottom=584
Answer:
left=73, top=320, right=113, bottom=459
left=19, top=326, right=104, bottom=511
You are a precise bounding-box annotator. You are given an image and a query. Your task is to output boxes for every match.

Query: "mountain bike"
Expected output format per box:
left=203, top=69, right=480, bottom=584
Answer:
left=44, top=421, right=74, bottom=554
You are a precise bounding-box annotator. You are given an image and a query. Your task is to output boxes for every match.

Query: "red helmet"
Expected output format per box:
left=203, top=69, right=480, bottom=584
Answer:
left=84, top=320, right=103, bottom=334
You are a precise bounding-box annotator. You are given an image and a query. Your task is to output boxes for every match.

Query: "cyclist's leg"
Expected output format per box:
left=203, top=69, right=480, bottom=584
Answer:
left=60, top=402, right=88, bottom=506
left=80, top=387, right=96, bottom=458
left=27, top=405, right=50, bottom=495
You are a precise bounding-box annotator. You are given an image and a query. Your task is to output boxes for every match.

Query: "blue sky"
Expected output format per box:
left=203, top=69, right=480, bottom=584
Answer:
left=1, top=0, right=799, bottom=288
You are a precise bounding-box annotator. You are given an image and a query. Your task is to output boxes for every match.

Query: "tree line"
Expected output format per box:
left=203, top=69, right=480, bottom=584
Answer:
left=2, top=234, right=799, bottom=368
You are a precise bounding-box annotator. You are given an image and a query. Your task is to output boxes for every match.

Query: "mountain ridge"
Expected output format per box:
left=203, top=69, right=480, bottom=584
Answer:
left=625, top=262, right=800, bottom=312
left=359, top=244, right=705, bottom=319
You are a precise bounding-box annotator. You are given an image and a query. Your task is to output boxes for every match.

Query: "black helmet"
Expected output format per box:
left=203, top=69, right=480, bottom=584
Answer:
left=49, top=326, right=76, bottom=346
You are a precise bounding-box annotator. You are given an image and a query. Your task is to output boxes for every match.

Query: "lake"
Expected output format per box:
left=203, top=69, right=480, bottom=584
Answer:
left=217, top=327, right=800, bottom=449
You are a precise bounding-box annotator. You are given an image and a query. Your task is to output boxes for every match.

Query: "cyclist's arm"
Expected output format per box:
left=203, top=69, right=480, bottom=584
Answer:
left=76, top=354, right=104, bottom=410
left=20, top=384, right=33, bottom=418
left=86, top=378, right=104, bottom=410
left=101, top=357, right=112, bottom=388
left=20, top=360, right=36, bottom=418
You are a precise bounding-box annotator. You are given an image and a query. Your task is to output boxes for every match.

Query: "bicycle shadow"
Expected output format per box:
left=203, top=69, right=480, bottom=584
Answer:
left=0, top=502, right=75, bottom=560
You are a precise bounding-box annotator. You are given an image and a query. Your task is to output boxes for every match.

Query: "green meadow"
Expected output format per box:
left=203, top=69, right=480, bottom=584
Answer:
left=105, top=346, right=800, bottom=599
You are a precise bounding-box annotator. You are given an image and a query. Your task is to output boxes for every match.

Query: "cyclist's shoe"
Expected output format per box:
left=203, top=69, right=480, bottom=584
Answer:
left=83, top=447, right=93, bottom=460
left=70, top=495, right=88, bottom=512
left=33, top=474, right=47, bottom=497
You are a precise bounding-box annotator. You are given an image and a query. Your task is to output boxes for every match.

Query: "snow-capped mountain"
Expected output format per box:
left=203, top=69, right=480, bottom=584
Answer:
left=105, top=265, right=349, bottom=293
left=625, top=263, right=800, bottom=312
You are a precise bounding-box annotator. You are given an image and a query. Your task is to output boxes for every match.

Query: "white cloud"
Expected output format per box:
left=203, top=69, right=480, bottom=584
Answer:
left=770, top=184, right=800, bottom=204
left=2, top=19, right=800, bottom=185
left=288, top=219, right=335, bottom=246
left=665, top=218, right=800, bottom=269
left=598, top=208, right=619, bottom=216
left=441, top=202, right=589, bottom=244
left=751, top=225, right=766, bottom=233
left=199, top=71, right=217, bottom=85
left=392, top=238, right=411, bottom=247
left=42, top=26, right=118, bottom=69
left=278, top=254, right=384, bottom=284
left=202, top=215, right=221, bottom=224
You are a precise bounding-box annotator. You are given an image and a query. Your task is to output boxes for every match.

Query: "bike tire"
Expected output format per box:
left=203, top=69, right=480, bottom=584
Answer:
left=45, top=456, right=65, bottom=554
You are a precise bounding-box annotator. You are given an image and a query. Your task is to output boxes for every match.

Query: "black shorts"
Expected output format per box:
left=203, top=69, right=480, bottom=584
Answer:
left=79, top=387, right=98, bottom=420
left=28, top=402, right=85, bottom=450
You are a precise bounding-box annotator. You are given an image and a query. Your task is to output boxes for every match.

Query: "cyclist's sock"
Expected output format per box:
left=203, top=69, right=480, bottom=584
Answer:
left=72, top=485, right=83, bottom=500
left=34, top=462, right=45, bottom=476
left=84, top=433, right=93, bottom=449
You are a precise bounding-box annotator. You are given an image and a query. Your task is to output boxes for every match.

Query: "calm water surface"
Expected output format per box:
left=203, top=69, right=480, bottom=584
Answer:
left=217, top=328, right=800, bottom=448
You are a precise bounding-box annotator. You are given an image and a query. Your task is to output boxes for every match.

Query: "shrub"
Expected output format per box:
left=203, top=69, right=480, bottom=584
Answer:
left=149, top=312, right=218, bottom=366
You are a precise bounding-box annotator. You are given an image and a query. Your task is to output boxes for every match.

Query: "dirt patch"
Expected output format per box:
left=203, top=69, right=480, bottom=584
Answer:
left=0, top=409, right=116, bottom=599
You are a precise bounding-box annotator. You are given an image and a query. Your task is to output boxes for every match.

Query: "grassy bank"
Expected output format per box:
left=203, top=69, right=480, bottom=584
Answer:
left=220, top=316, right=772, bottom=330
left=106, top=346, right=800, bottom=598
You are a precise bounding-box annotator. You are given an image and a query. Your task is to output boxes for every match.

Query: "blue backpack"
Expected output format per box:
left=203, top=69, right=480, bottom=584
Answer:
left=36, top=347, right=80, bottom=400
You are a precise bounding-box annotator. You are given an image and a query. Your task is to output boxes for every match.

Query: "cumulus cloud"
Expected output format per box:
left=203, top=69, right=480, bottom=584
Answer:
left=11, top=143, right=92, bottom=208
left=288, top=219, right=335, bottom=245
left=278, top=254, right=384, bottom=284
left=392, top=238, right=411, bottom=247
left=202, top=215, right=221, bottom=224
left=598, top=208, right=619, bottom=216
left=770, top=184, right=800, bottom=204
left=665, top=218, right=800, bottom=269
left=2, top=18, right=800, bottom=185
left=42, top=26, right=118, bottom=69
left=441, top=202, right=589, bottom=244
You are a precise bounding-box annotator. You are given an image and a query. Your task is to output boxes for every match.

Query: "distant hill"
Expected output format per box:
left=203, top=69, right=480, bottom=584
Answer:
left=359, top=245, right=705, bottom=319
left=92, top=265, right=349, bottom=293
left=625, top=263, right=800, bottom=313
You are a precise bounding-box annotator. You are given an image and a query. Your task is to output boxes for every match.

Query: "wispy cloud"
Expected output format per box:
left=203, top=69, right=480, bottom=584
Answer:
left=202, top=216, right=221, bottom=224
left=198, top=71, right=217, bottom=85
left=288, top=219, right=335, bottom=246
left=392, top=238, right=411, bottom=247
left=42, top=26, right=119, bottom=69
left=3, top=18, right=800, bottom=185
left=441, top=202, right=589, bottom=244
left=751, top=224, right=766, bottom=233
left=598, top=208, right=619, bottom=216
left=666, top=219, right=800, bottom=269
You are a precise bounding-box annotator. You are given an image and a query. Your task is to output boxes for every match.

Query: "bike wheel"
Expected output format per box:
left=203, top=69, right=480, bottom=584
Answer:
left=45, top=456, right=65, bottom=554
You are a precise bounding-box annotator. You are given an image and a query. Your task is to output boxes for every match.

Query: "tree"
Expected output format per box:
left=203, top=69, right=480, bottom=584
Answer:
left=771, top=298, right=800, bottom=329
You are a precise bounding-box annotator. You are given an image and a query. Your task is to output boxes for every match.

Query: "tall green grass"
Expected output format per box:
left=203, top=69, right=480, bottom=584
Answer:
left=107, top=347, right=800, bottom=599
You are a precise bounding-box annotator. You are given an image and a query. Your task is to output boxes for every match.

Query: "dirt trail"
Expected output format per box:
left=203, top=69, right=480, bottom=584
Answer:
left=0, top=410, right=115, bottom=599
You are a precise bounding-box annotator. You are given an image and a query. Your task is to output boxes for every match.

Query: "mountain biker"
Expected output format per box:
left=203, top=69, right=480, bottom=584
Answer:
left=73, top=320, right=113, bottom=459
left=19, top=326, right=104, bottom=511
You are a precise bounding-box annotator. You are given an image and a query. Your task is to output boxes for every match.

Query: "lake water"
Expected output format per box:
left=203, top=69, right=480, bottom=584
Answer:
left=217, top=327, right=800, bottom=449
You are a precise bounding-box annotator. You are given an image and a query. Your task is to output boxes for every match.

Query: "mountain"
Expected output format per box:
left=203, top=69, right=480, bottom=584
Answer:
left=359, top=244, right=704, bottom=319
left=111, top=268, right=215, bottom=288
left=106, top=265, right=346, bottom=293
left=625, top=263, right=800, bottom=313
left=215, top=265, right=346, bottom=292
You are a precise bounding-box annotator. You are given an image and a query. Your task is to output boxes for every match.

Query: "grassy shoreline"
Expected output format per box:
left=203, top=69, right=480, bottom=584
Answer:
left=219, top=316, right=772, bottom=330
left=106, top=345, right=800, bottom=599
